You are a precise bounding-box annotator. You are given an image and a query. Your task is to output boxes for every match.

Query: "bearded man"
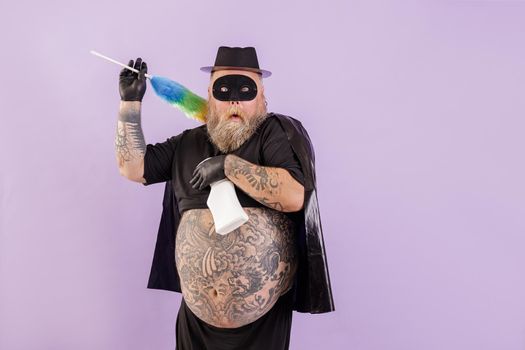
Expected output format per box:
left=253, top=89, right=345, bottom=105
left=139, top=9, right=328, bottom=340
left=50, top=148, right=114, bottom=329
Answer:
left=115, top=46, right=334, bottom=350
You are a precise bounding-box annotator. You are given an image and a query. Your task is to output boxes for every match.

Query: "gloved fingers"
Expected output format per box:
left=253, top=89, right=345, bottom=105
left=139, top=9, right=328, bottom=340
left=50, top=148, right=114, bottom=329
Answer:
left=133, top=57, right=142, bottom=72
left=193, top=159, right=209, bottom=175
left=192, top=166, right=200, bottom=177
left=139, top=61, right=147, bottom=80
left=189, top=174, right=201, bottom=189
left=120, top=59, right=134, bottom=77
left=126, top=57, right=140, bottom=79
left=195, top=176, right=206, bottom=191
left=198, top=180, right=208, bottom=191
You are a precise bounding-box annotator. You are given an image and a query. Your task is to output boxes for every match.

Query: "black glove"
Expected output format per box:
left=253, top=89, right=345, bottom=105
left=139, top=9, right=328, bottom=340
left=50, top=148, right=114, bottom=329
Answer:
left=119, top=57, right=148, bottom=101
left=190, top=155, right=227, bottom=190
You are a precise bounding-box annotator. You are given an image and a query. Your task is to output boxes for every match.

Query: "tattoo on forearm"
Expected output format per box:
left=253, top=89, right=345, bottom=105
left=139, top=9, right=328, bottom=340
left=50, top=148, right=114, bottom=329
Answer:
left=175, top=208, right=298, bottom=327
left=115, top=102, right=146, bottom=165
left=224, top=155, right=286, bottom=211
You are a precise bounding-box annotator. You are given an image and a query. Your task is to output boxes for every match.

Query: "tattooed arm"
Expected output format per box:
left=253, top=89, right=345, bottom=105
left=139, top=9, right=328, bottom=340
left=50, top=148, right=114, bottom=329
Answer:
left=115, top=101, right=147, bottom=183
left=224, top=154, right=304, bottom=212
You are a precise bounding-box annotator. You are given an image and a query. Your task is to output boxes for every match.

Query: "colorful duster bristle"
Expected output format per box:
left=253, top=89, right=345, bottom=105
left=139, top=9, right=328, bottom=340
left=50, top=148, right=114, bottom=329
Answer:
left=150, top=76, right=208, bottom=123
left=89, top=51, right=208, bottom=122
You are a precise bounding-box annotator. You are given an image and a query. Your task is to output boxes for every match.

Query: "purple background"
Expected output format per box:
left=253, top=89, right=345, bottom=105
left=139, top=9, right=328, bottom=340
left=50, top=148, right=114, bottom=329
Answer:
left=1, top=1, right=525, bottom=349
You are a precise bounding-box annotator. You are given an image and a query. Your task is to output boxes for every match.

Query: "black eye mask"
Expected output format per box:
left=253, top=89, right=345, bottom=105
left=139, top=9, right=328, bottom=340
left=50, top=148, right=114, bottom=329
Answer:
left=212, top=74, right=258, bottom=101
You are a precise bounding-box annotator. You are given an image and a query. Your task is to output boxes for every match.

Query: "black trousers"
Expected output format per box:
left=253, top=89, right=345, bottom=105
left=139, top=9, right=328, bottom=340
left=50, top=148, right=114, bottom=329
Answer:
left=175, top=290, right=294, bottom=350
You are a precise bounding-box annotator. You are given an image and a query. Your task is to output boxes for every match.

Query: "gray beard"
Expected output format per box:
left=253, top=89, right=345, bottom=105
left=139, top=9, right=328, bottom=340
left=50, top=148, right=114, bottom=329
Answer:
left=206, top=110, right=268, bottom=153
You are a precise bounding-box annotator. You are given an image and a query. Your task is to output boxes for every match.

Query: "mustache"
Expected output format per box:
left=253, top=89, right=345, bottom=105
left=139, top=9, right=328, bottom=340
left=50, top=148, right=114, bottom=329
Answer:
left=226, top=105, right=244, bottom=116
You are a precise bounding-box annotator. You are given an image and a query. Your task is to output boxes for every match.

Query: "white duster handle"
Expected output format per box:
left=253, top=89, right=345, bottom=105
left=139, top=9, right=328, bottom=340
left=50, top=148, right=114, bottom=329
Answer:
left=90, top=50, right=153, bottom=79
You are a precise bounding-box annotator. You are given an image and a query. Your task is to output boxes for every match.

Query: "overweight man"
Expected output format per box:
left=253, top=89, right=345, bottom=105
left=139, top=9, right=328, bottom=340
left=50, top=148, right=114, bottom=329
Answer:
left=114, top=46, right=334, bottom=350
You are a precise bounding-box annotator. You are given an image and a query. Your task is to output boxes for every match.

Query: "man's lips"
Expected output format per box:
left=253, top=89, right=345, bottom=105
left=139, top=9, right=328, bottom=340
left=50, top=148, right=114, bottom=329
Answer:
left=229, top=114, right=243, bottom=121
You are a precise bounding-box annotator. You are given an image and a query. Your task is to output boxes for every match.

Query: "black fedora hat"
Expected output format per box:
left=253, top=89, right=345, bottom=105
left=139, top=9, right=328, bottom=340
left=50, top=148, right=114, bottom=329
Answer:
left=200, top=46, right=272, bottom=78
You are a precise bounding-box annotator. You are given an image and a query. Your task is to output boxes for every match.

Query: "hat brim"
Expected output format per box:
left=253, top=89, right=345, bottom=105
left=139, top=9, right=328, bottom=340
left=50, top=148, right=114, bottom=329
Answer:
left=200, top=66, right=272, bottom=78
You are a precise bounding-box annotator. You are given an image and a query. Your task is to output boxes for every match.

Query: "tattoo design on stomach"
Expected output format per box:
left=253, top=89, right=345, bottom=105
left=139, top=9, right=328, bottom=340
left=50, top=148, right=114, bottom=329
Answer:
left=175, top=207, right=298, bottom=328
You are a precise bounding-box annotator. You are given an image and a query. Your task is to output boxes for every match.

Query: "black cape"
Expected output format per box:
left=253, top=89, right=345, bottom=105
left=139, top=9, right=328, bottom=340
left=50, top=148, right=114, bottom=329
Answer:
left=146, top=113, right=335, bottom=314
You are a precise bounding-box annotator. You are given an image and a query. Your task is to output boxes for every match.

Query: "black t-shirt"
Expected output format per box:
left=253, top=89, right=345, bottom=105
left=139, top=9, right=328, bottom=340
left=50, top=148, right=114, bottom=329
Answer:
left=142, top=113, right=305, bottom=214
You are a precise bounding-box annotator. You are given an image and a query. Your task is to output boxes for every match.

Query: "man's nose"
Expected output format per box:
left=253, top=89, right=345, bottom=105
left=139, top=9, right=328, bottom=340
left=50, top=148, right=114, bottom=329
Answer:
left=229, top=89, right=240, bottom=102
left=229, top=100, right=240, bottom=105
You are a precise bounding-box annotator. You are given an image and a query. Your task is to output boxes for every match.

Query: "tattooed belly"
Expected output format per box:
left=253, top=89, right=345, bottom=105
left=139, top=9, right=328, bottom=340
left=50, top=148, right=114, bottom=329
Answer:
left=175, top=207, right=298, bottom=328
